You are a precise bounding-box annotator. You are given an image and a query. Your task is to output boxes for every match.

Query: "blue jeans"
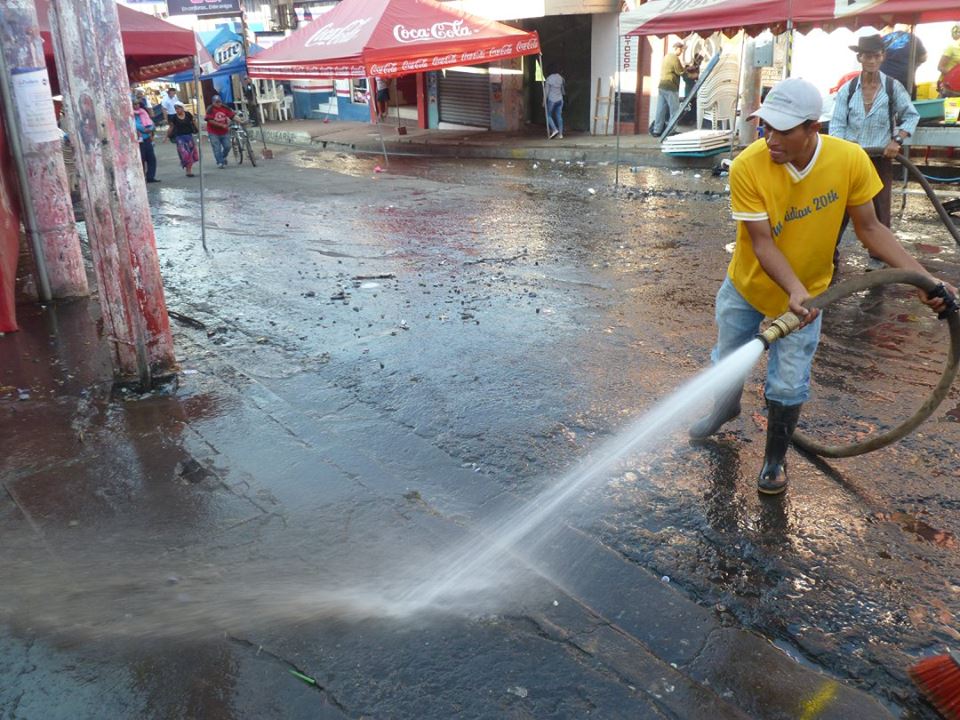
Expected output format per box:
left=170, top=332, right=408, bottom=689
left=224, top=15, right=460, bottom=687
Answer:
left=546, top=99, right=563, bottom=135
left=711, top=277, right=822, bottom=406
left=209, top=133, right=230, bottom=166
left=139, top=139, right=156, bottom=181
left=652, top=88, right=679, bottom=135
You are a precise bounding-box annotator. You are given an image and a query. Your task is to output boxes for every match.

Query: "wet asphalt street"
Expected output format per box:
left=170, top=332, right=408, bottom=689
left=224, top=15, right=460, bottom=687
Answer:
left=3, top=138, right=960, bottom=719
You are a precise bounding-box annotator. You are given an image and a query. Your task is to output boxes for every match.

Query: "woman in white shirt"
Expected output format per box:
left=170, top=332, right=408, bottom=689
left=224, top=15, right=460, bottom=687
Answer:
left=544, top=65, right=565, bottom=139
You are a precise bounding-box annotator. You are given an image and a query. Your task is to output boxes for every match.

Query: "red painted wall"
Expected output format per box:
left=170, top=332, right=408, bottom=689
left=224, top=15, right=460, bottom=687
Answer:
left=0, top=111, right=22, bottom=332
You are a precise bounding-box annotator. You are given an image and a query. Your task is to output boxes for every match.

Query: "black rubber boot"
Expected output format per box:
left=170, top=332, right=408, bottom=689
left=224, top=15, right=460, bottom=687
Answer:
left=757, top=401, right=802, bottom=495
left=689, top=384, right=744, bottom=439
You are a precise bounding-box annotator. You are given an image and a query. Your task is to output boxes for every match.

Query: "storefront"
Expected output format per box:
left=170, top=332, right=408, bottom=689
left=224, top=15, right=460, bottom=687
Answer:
left=437, top=68, right=491, bottom=128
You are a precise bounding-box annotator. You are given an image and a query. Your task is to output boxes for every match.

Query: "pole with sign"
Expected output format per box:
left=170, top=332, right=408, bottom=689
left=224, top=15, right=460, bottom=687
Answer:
left=0, top=1, right=87, bottom=301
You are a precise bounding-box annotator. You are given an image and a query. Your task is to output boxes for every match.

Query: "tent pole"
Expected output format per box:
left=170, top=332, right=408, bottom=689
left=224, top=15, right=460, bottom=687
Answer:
left=194, top=56, right=207, bottom=253
left=615, top=18, right=621, bottom=187
left=784, top=16, right=794, bottom=79
left=395, top=79, right=401, bottom=127
left=540, top=53, right=549, bottom=138
left=373, top=80, right=389, bottom=166
left=728, top=30, right=746, bottom=162
left=238, top=11, right=268, bottom=152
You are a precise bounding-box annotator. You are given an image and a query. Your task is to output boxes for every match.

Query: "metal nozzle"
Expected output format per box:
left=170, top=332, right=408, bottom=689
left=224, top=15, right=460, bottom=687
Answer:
left=757, top=311, right=802, bottom=349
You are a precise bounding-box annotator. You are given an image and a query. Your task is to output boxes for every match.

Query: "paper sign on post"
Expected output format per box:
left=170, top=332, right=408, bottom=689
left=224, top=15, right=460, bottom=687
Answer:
left=11, top=67, right=62, bottom=145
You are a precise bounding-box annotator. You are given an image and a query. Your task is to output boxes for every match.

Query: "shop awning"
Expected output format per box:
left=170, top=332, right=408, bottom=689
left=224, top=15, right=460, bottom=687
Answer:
left=247, top=0, right=540, bottom=81
left=35, top=0, right=196, bottom=82
left=622, top=0, right=960, bottom=38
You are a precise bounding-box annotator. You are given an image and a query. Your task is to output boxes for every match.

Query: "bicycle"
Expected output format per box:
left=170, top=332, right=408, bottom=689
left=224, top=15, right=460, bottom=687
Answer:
left=228, top=116, right=257, bottom=167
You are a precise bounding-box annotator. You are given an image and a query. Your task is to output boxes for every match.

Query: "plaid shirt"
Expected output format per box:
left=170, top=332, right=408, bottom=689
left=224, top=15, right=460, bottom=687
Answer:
left=829, top=72, right=919, bottom=150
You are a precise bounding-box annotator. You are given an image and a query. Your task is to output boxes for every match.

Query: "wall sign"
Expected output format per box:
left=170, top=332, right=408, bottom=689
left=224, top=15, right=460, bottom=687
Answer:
left=166, top=0, right=241, bottom=18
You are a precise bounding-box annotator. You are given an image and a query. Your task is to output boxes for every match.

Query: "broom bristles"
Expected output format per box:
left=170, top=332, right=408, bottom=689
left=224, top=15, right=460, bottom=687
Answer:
left=910, top=652, right=960, bottom=720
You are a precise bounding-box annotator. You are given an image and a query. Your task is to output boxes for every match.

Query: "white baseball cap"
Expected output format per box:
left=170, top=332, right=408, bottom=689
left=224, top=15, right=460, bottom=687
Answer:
left=749, top=77, right=822, bottom=131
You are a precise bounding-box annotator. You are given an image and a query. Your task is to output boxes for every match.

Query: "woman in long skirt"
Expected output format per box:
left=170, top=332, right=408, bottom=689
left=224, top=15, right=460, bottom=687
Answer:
left=168, top=102, right=199, bottom=177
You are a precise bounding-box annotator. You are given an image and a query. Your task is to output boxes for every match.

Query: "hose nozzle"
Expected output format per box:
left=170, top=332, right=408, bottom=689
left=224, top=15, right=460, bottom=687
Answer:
left=928, top=283, right=959, bottom=320
left=757, top=311, right=802, bottom=349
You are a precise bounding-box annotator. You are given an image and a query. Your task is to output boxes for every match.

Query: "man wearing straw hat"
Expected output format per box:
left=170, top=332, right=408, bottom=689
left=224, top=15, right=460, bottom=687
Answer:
left=830, top=34, right=919, bottom=268
left=690, top=77, right=953, bottom=495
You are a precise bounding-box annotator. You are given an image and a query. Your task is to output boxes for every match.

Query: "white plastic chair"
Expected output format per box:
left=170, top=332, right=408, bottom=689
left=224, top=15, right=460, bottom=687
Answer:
left=697, top=54, right=739, bottom=130
left=700, top=86, right=739, bottom=131
left=278, top=96, right=293, bottom=122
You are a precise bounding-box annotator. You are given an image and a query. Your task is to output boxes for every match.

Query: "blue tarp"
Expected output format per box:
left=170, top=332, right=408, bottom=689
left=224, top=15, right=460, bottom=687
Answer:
left=163, top=26, right=262, bottom=104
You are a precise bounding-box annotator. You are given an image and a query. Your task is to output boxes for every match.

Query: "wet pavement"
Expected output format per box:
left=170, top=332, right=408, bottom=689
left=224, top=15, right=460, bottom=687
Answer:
left=3, top=139, right=960, bottom=718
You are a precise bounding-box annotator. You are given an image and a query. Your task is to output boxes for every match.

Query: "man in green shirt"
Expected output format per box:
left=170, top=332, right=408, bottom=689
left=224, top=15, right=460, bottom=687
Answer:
left=651, top=41, right=684, bottom=137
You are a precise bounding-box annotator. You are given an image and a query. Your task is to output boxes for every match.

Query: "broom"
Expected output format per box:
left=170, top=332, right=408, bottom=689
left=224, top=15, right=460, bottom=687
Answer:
left=910, top=650, right=960, bottom=719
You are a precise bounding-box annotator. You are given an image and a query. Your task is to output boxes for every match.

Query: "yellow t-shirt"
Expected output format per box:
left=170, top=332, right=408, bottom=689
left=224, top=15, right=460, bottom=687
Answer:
left=728, top=134, right=882, bottom=317
left=942, top=42, right=960, bottom=73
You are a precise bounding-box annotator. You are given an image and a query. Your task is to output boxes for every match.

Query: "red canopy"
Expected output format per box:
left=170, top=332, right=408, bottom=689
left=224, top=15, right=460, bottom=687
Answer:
left=247, top=0, right=541, bottom=80
left=35, top=0, right=196, bottom=82
left=623, top=0, right=960, bottom=38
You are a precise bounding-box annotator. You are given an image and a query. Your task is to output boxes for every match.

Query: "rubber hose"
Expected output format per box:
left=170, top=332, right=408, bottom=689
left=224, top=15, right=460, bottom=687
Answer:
left=791, top=269, right=960, bottom=458
left=893, top=152, right=960, bottom=249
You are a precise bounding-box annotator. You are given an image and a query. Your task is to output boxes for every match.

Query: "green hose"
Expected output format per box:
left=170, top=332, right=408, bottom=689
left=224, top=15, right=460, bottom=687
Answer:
left=791, top=269, right=960, bottom=458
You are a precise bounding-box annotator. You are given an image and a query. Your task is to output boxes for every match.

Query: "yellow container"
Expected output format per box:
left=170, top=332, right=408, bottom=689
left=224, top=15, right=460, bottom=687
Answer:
left=915, top=81, right=936, bottom=100
left=945, top=97, right=960, bottom=124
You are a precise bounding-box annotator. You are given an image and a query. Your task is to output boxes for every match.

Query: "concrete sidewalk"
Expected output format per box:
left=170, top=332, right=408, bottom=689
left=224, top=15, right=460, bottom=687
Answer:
left=254, top=117, right=728, bottom=168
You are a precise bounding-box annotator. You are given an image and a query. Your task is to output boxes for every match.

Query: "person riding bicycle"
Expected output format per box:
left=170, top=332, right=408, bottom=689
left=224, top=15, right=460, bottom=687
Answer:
left=204, top=95, right=237, bottom=169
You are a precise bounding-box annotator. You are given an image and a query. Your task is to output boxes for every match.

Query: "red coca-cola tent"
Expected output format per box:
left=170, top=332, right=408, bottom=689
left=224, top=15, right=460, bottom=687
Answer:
left=246, top=0, right=540, bottom=81
left=35, top=0, right=196, bottom=82
left=622, top=0, right=960, bottom=38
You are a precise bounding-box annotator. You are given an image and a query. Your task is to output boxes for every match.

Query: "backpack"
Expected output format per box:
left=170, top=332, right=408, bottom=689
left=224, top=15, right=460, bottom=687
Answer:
left=845, top=74, right=897, bottom=136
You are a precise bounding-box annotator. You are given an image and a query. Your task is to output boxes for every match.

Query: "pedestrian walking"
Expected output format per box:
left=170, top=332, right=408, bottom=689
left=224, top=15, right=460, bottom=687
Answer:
left=651, top=42, right=684, bottom=137
left=133, top=99, right=159, bottom=183
left=204, top=95, right=236, bottom=169
left=167, top=102, right=199, bottom=177
left=543, top=64, right=565, bottom=139
left=690, top=77, right=955, bottom=495
left=375, top=77, right=390, bottom=121
left=160, top=87, right=181, bottom=125
left=830, top=34, right=919, bottom=266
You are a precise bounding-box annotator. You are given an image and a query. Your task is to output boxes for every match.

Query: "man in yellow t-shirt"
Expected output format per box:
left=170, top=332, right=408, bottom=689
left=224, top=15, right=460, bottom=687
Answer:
left=689, top=77, right=956, bottom=495
left=937, top=24, right=960, bottom=97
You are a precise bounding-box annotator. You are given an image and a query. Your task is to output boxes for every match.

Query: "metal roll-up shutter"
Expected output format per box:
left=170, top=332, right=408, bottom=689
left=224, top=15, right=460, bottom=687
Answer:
left=438, top=69, right=490, bottom=128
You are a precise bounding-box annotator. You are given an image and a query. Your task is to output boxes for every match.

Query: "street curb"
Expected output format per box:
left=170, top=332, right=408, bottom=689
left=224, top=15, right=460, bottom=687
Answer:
left=257, top=127, right=719, bottom=169
left=526, top=522, right=896, bottom=720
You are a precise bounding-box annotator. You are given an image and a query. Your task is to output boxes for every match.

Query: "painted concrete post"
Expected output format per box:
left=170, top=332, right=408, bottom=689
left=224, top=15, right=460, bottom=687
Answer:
left=0, top=0, right=88, bottom=299
left=47, top=0, right=175, bottom=387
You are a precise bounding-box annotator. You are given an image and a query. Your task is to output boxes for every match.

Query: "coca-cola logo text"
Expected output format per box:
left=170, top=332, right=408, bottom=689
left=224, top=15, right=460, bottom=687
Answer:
left=305, top=18, right=371, bottom=47
left=369, top=62, right=399, bottom=76
left=516, top=38, right=539, bottom=52
left=393, top=20, right=474, bottom=44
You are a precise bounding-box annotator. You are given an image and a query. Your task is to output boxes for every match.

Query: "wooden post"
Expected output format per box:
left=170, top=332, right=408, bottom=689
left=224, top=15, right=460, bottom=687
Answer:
left=0, top=0, right=87, bottom=300
left=47, top=0, right=174, bottom=387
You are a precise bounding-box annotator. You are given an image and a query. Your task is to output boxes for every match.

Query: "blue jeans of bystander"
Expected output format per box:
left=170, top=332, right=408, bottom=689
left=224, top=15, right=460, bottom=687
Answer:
left=209, top=133, right=231, bottom=166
